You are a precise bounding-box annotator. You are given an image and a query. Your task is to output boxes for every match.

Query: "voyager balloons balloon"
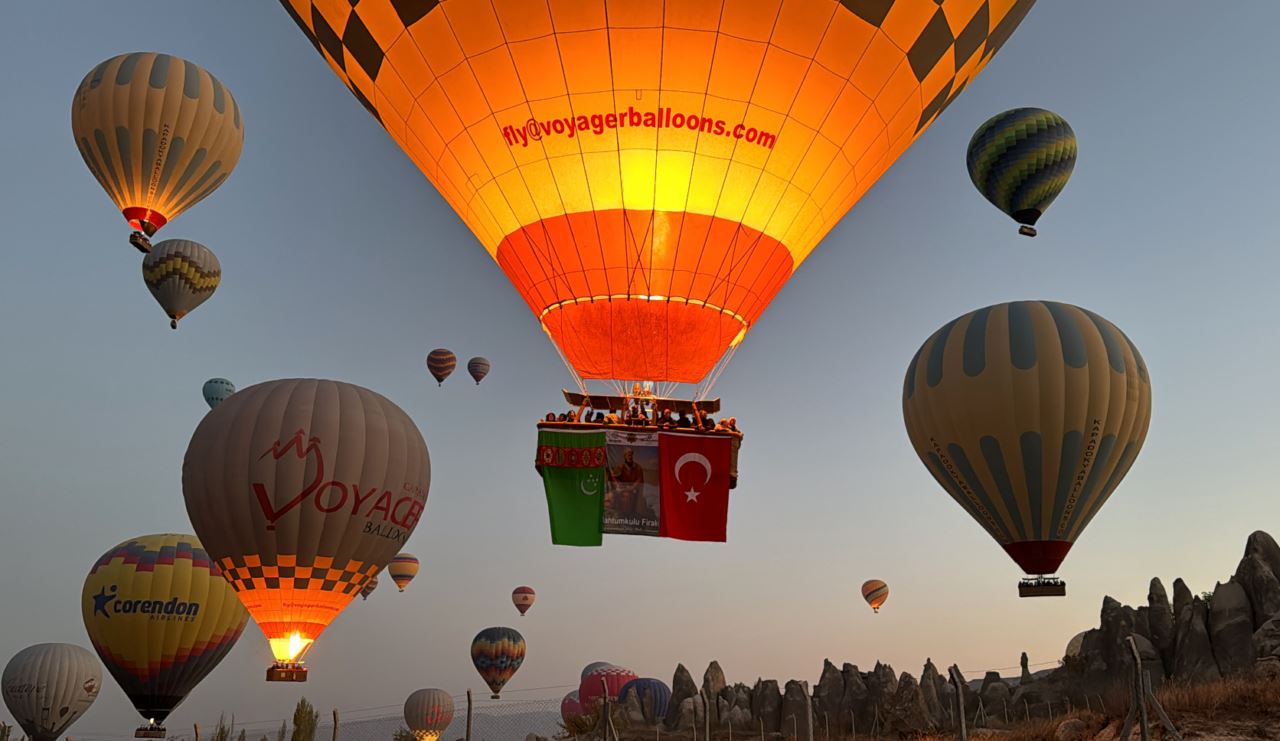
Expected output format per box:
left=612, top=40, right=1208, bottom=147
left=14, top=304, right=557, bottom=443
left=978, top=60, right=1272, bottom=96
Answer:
left=182, top=378, right=431, bottom=680
left=277, top=0, right=1036, bottom=387
left=404, top=688, right=453, bottom=741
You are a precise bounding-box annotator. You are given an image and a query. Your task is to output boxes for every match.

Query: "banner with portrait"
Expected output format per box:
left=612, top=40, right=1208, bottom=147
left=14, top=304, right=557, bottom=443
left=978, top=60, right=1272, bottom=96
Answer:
left=603, top=429, right=660, bottom=535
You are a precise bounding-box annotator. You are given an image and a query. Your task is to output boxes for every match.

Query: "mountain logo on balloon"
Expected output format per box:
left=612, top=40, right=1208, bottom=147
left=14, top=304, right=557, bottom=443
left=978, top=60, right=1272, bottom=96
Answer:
left=90, top=585, right=202, bottom=622
left=82, top=678, right=98, bottom=696
left=251, top=429, right=425, bottom=534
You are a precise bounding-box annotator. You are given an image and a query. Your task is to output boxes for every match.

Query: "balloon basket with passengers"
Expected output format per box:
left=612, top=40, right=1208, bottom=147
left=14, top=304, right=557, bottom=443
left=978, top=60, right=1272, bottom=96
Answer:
left=536, top=387, right=743, bottom=546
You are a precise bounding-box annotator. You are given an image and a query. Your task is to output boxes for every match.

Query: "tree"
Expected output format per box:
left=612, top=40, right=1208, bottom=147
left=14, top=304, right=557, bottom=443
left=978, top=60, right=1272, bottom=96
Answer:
left=276, top=720, right=287, bottom=741
left=391, top=728, right=417, bottom=741
left=290, top=698, right=319, bottom=741
left=210, top=715, right=233, bottom=741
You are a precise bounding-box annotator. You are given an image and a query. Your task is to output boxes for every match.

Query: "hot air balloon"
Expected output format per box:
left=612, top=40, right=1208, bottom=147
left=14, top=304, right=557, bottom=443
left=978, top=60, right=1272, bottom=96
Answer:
left=182, top=378, right=431, bottom=680
left=560, top=691, right=584, bottom=724
left=388, top=554, right=420, bottom=592
left=426, top=350, right=456, bottom=387
left=511, top=586, right=535, bottom=616
left=81, top=534, right=249, bottom=737
left=580, top=662, right=615, bottom=682
left=902, top=301, right=1152, bottom=597
left=966, top=108, right=1076, bottom=237
left=404, top=689, right=454, bottom=741
left=470, top=627, right=525, bottom=699
left=1064, top=631, right=1088, bottom=661
left=618, top=678, right=672, bottom=721
left=2, top=644, right=101, bottom=741
left=861, top=579, right=889, bottom=613
left=360, top=575, right=379, bottom=601
left=202, top=378, right=235, bottom=409
left=579, top=666, right=638, bottom=712
left=142, top=239, right=220, bottom=329
left=71, top=53, right=243, bottom=253
left=278, top=1, right=1034, bottom=391
left=466, top=358, right=490, bottom=386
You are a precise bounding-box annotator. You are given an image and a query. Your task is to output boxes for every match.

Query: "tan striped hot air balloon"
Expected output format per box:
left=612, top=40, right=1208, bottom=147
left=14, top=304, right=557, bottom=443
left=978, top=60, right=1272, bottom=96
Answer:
left=142, top=239, right=221, bottom=329
left=71, top=52, right=244, bottom=253
left=860, top=579, right=889, bottom=613
left=425, top=349, right=456, bottom=387
left=902, top=301, right=1152, bottom=597
left=182, top=378, right=431, bottom=680
left=387, top=553, right=420, bottom=591
left=277, top=0, right=1037, bottom=388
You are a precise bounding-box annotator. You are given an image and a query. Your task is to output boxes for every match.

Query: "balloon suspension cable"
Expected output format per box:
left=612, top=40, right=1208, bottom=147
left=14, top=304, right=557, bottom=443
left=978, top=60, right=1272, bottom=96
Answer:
left=695, top=342, right=742, bottom=401
left=549, top=340, right=590, bottom=398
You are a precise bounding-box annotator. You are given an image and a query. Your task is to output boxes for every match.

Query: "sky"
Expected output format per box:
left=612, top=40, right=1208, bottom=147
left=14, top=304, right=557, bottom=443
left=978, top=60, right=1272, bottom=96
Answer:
left=2, top=1, right=1279, bottom=737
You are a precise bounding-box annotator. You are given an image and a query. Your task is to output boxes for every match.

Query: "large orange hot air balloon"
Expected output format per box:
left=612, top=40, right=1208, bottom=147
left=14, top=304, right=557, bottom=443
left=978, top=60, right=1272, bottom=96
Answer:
left=182, top=378, right=431, bottom=680
left=278, top=1, right=1035, bottom=386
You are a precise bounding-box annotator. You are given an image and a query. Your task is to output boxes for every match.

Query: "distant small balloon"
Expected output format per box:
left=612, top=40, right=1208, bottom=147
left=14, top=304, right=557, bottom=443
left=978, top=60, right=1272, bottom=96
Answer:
left=861, top=579, right=889, bottom=613
left=142, top=239, right=220, bottom=329
left=426, top=349, right=456, bottom=386
left=467, top=357, right=490, bottom=385
left=202, top=378, right=235, bottom=409
left=388, top=553, right=420, bottom=592
left=360, top=575, right=379, bottom=601
left=512, top=586, right=535, bottom=616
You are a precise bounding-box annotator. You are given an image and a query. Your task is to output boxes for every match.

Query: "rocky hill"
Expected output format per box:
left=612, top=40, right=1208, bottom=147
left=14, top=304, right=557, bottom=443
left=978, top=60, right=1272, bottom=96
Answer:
left=609, top=531, right=1280, bottom=738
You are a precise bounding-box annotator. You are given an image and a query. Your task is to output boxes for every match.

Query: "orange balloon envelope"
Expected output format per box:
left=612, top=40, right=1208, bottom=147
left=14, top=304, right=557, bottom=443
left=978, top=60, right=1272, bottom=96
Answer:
left=278, top=1, right=1035, bottom=384
left=182, top=379, right=431, bottom=679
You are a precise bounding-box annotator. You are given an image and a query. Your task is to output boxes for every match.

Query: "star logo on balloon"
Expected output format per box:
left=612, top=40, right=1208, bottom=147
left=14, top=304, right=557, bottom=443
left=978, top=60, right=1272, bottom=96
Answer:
left=674, top=452, right=712, bottom=503
left=92, top=585, right=117, bottom=618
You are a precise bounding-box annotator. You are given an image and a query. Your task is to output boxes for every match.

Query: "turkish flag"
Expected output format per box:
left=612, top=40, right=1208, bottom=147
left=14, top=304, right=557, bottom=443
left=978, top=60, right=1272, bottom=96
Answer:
left=659, top=432, right=732, bottom=541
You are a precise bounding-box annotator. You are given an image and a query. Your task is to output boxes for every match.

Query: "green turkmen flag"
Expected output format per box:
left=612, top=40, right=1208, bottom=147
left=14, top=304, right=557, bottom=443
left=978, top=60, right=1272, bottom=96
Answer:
left=537, top=428, right=606, bottom=546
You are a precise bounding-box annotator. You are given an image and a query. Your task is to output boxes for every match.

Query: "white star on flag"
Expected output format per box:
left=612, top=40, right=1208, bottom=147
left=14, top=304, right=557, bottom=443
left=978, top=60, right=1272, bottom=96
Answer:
left=684, top=488, right=700, bottom=502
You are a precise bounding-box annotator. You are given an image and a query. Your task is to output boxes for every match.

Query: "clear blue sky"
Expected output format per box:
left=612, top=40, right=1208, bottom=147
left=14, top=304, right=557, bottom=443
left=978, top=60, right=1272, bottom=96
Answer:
left=2, top=2, right=1278, bottom=736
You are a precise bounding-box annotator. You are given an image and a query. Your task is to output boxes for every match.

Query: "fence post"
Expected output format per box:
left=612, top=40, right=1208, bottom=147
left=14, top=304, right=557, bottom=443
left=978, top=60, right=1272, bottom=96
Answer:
left=331, top=709, right=339, bottom=741
left=849, top=711, right=855, bottom=741
left=947, top=666, right=966, bottom=741
left=465, top=690, right=473, bottom=741
left=759, top=718, right=764, bottom=741
left=1085, top=695, right=1092, bottom=714
left=1023, top=699, right=1029, bottom=721
left=194, top=723, right=200, bottom=741
left=1002, top=700, right=1008, bottom=725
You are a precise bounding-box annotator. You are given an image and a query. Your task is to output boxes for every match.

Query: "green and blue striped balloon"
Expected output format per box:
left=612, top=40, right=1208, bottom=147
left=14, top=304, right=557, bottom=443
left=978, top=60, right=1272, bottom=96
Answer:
left=966, top=108, right=1076, bottom=237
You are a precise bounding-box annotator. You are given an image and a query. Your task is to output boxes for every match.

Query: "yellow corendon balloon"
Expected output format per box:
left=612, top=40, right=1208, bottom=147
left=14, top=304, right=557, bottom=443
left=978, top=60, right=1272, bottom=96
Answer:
left=71, top=53, right=244, bottom=253
left=81, top=534, right=248, bottom=737
left=181, top=379, right=431, bottom=681
left=278, top=0, right=1036, bottom=384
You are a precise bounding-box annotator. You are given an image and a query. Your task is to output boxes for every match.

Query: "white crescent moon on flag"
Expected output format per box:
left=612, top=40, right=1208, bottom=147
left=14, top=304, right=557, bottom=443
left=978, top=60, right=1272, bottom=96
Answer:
left=674, top=452, right=712, bottom=485
left=580, top=475, right=598, bottom=496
